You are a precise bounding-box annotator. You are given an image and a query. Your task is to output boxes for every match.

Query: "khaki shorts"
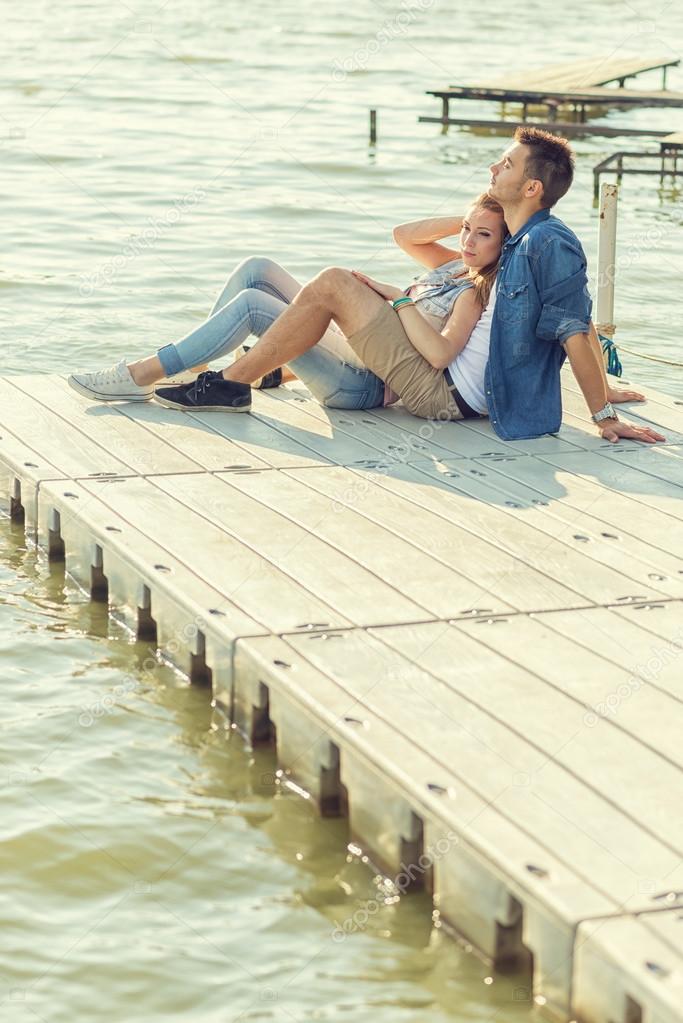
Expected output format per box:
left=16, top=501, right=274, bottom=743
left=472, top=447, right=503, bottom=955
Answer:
left=345, top=301, right=464, bottom=421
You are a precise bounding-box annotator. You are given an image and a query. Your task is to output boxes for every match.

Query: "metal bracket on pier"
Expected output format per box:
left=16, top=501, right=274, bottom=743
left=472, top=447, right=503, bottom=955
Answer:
left=90, top=543, right=109, bottom=603
left=9, top=478, right=24, bottom=523
left=47, top=507, right=65, bottom=562
left=136, top=583, right=157, bottom=643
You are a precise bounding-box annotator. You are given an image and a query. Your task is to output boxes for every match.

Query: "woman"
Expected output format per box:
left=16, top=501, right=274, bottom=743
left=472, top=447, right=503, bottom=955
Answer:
left=68, top=193, right=508, bottom=418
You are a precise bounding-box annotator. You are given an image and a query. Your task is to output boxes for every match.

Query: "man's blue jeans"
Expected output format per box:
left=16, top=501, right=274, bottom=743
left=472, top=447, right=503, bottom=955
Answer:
left=157, top=256, right=385, bottom=410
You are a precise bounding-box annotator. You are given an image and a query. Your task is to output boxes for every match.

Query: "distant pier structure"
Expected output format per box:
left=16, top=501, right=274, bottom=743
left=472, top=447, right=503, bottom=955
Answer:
left=420, top=55, right=683, bottom=139
left=593, top=131, right=683, bottom=198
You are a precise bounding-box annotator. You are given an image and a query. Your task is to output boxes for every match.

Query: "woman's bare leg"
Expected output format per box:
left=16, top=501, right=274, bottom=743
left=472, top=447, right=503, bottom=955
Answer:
left=222, top=268, right=385, bottom=384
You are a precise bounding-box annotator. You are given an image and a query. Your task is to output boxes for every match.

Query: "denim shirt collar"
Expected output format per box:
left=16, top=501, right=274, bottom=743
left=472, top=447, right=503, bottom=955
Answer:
left=503, top=208, right=550, bottom=250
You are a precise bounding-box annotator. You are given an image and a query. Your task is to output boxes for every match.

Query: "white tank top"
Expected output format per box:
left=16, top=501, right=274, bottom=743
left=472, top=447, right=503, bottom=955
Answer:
left=447, top=281, right=497, bottom=415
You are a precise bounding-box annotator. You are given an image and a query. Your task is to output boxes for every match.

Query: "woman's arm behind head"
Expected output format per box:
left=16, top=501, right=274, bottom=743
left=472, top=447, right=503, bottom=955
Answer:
left=393, top=215, right=464, bottom=269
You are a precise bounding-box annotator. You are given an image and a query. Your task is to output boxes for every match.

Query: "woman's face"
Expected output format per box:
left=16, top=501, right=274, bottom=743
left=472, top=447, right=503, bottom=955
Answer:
left=460, top=207, right=505, bottom=270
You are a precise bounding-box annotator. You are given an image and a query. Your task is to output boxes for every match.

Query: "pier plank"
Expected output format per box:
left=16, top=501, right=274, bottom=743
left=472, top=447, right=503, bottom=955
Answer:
left=351, top=458, right=668, bottom=605
left=73, top=475, right=355, bottom=633
left=213, top=467, right=515, bottom=618
left=454, top=607, right=683, bottom=766
left=113, top=400, right=275, bottom=472
left=238, top=626, right=682, bottom=1019
left=475, top=447, right=683, bottom=560
left=270, top=384, right=572, bottom=460
left=259, top=622, right=683, bottom=904
left=372, top=621, right=683, bottom=859
left=610, top=596, right=683, bottom=646
left=185, top=394, right=339, bottom=469
left=0, top=428, right=67, bottom=527
left=597, top=444, right=683, bottom=489
left=364, top=400, right=586, bottom=456
left=275, top=464, right=592, bottom=612
left=0, top=378, right=132, bottom=478
left=247, top=388, right=405, bottom=466
left=487, top=55, right=680, bottom=91
left=519, top=606, right=683, bottom=704
left=151, top=471, right=436, bottom=626
left=37, top=476, right=263, bottom=639
left=539, top=448, right=683, bottom=522
left=12, top=376, right=202, bottom=476
left=458, top=453, right=683, bottom=588
left=564, top=407, right=683, bottom=449
left=574, top=911, right=683, bottom=1023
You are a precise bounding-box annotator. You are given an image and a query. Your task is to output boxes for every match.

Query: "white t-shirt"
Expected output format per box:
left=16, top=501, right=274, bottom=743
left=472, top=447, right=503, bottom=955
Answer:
left=446, top=281, right=497, bottom=415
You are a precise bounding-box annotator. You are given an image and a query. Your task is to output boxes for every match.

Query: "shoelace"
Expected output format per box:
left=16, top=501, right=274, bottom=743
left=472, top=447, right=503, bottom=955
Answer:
left=95, top=361, right=126, bottom=385
left=189, top=371, right=214, bottom=400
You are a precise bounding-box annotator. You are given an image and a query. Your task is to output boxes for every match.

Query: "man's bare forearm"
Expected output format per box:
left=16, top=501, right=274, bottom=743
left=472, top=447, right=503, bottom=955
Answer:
left=587, top=321, right=609, bottom=392
left=564, top=332, right=609, bottom=418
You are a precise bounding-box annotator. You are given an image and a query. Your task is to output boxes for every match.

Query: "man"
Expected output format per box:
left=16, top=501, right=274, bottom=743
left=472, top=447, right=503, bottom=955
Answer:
left=482, top=126, right=661, bottom=444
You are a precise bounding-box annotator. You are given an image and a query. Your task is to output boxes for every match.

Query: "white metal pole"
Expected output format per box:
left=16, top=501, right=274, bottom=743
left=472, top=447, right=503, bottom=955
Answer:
left=595, top=182, right=618, bottom=339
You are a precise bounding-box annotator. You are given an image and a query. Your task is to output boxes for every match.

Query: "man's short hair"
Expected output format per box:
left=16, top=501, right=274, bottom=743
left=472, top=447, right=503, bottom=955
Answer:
left=514, top=126, right=575, bottom=208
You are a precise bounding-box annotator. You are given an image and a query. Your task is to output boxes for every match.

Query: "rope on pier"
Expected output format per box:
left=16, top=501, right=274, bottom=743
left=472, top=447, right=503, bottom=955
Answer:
left=599, top=333, right=683, bottom=370
left=614, top=344, right=683, bottom=368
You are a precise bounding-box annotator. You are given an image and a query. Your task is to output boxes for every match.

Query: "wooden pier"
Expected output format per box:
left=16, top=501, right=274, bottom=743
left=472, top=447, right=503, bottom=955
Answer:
left=420, top=54, right=683, bottom=138
left=593, top=132, right=683, bottom=198
left=2, top=371, right=683, bottom=1022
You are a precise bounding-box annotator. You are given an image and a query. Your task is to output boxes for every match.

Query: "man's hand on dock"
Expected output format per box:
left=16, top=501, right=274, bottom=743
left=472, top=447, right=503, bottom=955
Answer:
left=606, top=384, right=646, bottom=403
left=599, top=419, right=666, bottom=444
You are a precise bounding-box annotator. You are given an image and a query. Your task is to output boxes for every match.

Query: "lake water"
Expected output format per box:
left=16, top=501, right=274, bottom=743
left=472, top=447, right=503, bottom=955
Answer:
left=1, top=1, right=682, bottom=1020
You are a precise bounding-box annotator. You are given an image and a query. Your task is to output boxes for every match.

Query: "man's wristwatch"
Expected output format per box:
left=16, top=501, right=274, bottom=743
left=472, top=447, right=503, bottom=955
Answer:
left=591, top=401, right=618, bottom=424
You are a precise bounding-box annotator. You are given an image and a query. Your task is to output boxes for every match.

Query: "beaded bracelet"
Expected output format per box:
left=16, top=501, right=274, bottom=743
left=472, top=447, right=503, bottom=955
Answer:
left=391, top=296, right=414, bottom=310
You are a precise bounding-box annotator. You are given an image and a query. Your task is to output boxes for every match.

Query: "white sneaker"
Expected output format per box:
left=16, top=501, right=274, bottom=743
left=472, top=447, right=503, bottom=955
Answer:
left=68, top=359, right=154, bottom=402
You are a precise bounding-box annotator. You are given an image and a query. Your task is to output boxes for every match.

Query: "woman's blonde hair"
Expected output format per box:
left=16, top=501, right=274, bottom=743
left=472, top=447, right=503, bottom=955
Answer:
left=454, top=193, right=508, bottom=309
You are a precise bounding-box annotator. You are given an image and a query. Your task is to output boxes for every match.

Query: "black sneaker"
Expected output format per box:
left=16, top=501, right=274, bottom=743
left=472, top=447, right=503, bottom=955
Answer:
left=153, top=371, right=251, bottom=412
left=238, top=344, right=283, bottom=389
left=257, top=367, right=283, bottom=390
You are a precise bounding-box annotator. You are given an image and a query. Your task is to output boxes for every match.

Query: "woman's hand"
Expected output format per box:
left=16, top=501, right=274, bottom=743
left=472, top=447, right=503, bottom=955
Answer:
left=351, top=270, right=404, bottom=302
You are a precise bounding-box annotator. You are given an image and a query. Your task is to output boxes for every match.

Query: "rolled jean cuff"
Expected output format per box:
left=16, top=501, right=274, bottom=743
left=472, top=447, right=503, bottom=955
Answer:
left=157, top=343, right=186, bottom=376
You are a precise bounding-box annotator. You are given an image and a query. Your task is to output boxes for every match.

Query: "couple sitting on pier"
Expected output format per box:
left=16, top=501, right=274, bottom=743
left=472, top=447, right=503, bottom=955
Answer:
left=69, top=126, right=663, bottom=445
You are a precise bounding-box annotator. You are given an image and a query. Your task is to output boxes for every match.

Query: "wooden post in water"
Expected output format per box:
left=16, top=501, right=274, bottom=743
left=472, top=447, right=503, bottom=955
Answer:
left=596, top=182, right=618, bottom=340
left=369, top=108, right=377, bottom=145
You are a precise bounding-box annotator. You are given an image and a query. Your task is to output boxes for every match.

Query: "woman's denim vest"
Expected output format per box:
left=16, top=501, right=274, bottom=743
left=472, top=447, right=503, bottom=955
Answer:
left=408, top=257, right=474, bottom=326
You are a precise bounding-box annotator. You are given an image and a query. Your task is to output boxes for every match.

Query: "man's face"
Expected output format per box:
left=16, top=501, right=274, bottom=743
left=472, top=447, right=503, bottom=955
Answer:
left=489, top=142, right=531, bottom=203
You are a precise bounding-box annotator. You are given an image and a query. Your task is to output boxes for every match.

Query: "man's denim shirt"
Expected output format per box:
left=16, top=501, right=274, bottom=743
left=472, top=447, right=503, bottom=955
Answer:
left=485, top=208, right=593, bottom=440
